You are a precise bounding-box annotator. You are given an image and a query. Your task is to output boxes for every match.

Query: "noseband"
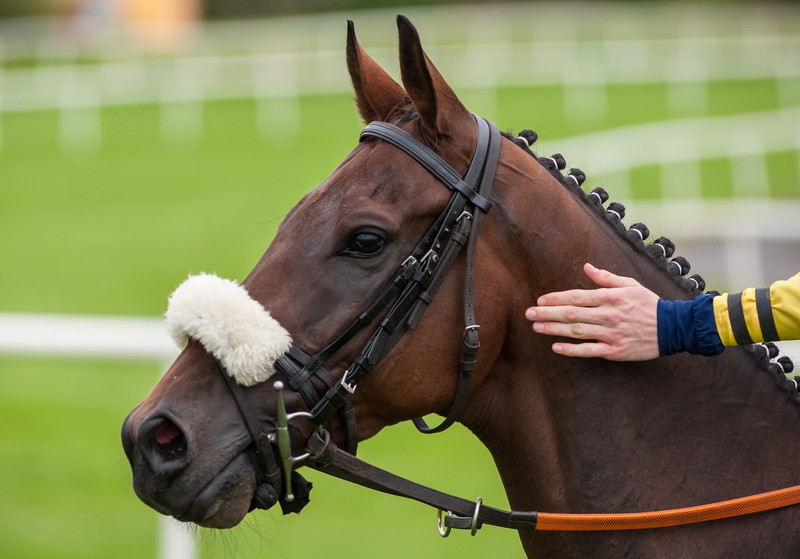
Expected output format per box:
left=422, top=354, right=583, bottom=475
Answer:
left=222, top=114, right=502, bottom=512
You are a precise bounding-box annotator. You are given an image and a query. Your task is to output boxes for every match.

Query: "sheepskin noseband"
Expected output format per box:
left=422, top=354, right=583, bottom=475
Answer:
left=165, top=273, right=292, bottom=387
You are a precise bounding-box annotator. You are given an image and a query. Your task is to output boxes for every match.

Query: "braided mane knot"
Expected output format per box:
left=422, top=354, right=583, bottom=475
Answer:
left=502, top=126, right=795, bottom=393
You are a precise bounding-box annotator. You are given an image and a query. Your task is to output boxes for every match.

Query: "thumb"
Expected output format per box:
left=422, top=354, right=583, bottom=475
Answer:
left=584, top=263, right=640, bottom=289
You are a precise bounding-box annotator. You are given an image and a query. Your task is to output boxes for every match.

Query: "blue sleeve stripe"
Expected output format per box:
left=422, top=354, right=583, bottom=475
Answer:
left=755, top=287, right=780, bottom=342
left=727, top=293, right=754, bottom=345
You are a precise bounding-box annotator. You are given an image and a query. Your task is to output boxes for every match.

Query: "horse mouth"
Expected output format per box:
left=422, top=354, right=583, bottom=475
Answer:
left=173, top=451, right=258, bottom=528
left=129, top=444, right=258, bottom=530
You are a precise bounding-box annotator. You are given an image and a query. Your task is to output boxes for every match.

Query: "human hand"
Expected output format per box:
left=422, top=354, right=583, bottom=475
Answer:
left=525, top=263, right=660, bottom=361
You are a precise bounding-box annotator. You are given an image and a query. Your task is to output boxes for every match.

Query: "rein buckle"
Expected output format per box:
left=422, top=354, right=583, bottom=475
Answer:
left=437, top=497, right=483, bottom=537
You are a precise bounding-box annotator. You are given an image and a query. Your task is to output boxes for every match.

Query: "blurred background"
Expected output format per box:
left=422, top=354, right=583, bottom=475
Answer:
left=1, top=1, right=798, bottom=558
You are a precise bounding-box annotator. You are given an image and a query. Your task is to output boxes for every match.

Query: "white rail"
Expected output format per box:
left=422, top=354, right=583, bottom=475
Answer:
left=1, top=35, right=798, bottom=114
left=0, top=312, right=175, bottom=358
left=1, top=6, right=798, bottom=555
left=1, top=3, right=799, bottom=117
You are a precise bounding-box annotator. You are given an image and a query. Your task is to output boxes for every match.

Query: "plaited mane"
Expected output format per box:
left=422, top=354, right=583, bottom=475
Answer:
left=502, top=128, right=798, bottom=403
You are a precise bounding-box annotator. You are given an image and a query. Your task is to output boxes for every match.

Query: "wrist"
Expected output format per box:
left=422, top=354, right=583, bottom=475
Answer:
left=657, top=295, right=725, bottom=356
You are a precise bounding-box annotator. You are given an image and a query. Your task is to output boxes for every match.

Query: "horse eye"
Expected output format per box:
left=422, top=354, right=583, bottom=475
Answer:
left=343, top=232, right=385, bottom=258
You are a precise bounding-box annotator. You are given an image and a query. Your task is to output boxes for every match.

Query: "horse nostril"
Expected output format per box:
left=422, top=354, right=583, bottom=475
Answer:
left=153, top=420, right=187, bottom=461
left=139, top=417, right=189, bottom=475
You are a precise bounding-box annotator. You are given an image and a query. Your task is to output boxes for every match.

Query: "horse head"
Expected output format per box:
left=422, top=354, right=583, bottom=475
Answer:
left=121, top=16, right=515, bottom=529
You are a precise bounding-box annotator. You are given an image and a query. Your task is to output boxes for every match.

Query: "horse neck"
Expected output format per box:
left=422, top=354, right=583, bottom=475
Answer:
left=463, top=146, right=800, bottom=523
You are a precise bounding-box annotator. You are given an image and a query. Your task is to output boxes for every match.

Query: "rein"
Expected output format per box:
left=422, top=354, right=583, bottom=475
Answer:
left=303, top=428, right=800, bottom=534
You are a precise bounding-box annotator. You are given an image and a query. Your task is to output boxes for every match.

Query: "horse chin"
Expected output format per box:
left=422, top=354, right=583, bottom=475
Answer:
left=175, top=452, right=258, bottom=529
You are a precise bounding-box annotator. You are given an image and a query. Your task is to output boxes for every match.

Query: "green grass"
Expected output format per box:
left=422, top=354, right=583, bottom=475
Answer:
left=0, top=358, right=158, bottom=559
left=1, top=69, right=797, bottom=558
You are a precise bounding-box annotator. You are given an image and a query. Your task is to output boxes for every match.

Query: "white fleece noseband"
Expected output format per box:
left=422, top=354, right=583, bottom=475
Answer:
left=165, top=273, right=292, bottom=386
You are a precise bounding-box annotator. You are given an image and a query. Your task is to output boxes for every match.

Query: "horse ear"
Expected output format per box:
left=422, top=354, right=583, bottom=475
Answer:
left=397, top=15, right=471, bottom=137
left=347, top=20, right=407, bottom=124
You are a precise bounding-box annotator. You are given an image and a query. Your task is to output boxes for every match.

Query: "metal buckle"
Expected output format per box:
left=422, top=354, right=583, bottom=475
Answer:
left=457, top=210, right=473, bottom=223
left=436, top=498, right=482, bottom=536
left=401, top=255, right=418, bottom=268
left=470, top=497, right=482, bottom=536
left=339, top=369, right=358, bottom=394
left=437, top=508, right=453, bottom=538
left=463, top=324, right=480, bottom=342
left=420, top=249, right=438, bottom=267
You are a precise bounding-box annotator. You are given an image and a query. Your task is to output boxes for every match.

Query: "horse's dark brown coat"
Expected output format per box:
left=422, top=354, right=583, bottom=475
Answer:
left=122, top=16, right=800, bottom=558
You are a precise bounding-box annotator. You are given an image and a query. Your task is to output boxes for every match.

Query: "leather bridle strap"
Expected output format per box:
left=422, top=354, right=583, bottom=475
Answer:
left=359, top=121, right=492, bottom=213
left=219, top=363, right=283, bottom=497
left=306, top=429, right=800, bottom=532
left=304, top=116, right=501, bottom=432
left=413, top=115, right=501, bottom=434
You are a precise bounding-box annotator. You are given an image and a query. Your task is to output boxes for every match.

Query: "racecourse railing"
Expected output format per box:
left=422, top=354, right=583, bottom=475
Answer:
left=1, top=4, right=799, bottom=151
left=1, top=5, right=798, bottom=199
left=1, top=198, right=798, bottom=559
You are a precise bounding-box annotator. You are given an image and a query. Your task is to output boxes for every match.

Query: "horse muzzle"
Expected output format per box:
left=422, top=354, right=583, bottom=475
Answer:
left=121, top=404, right=261, bottom=528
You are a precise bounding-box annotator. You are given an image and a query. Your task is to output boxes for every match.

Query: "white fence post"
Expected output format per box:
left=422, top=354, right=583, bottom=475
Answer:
left=158, top=515, right=197, bottom=559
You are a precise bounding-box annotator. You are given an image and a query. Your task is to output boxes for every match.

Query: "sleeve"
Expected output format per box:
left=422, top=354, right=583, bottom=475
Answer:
left=713, top=272, right=800, bottom=345
left=657, top=295, right=725, bottom=356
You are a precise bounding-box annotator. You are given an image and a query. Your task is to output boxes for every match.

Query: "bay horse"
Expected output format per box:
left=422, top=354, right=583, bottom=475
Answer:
left=122, top=16, right=800, bottom=558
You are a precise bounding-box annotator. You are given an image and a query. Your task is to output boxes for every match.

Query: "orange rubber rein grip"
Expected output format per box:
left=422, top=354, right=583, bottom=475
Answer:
left=534, top=484, right=800, bottom=531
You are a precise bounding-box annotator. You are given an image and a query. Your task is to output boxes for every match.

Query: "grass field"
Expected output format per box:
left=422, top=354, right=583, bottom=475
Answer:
left=1, top=8, right=799, bottom=558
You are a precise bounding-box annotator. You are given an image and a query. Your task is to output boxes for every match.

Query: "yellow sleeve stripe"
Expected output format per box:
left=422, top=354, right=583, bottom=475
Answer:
left=771, top=273, right=800, bottom=341
left=713, top=294, right=736, bottom=346
left=739, top=288, right=762, bottom=342
left=714, top=289, right=765, bottom=345
left=714, top=273, right=800, bottom=346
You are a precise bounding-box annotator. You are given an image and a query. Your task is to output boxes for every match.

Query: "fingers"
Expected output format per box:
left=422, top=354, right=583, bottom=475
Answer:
left=551, top=341, right=614, bottom=359
left=526, top=304, right=605, bottom=328
left=533, top=265, right=642, bottom=308
left=535, top=288, right=606, bottom=308
left=532, top=319, right=605, bottom=340
left=583, top=263, right=641, bottom=289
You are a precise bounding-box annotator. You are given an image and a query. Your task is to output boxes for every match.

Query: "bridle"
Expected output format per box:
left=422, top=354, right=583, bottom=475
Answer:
left=274, top=113, right=500, bottom=447
left=221, top=113, right=501, bottom=513
left=219, top=114, right=800, bottom=534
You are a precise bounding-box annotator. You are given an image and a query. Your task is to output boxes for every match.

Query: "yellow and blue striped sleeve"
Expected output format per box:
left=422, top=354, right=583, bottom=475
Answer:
left=713, top=272, right=800, bottom=345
